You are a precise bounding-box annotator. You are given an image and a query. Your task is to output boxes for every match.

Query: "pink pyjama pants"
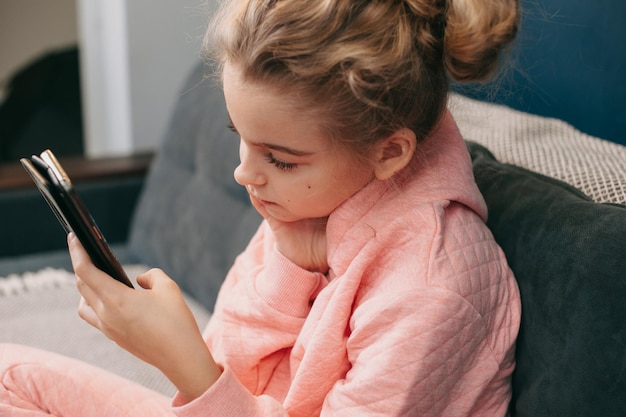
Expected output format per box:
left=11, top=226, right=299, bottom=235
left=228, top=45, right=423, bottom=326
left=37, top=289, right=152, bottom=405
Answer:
left=0, top=344, right=174, bottom=416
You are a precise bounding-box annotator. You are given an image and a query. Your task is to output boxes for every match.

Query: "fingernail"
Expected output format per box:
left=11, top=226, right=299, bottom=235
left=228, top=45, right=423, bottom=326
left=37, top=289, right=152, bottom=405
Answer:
left=67, top=232, right=76, bottom=243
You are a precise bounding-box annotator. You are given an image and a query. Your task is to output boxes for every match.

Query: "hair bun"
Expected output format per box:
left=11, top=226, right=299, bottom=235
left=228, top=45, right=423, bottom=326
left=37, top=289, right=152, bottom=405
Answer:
left=443, top=0, right=518, bottom=82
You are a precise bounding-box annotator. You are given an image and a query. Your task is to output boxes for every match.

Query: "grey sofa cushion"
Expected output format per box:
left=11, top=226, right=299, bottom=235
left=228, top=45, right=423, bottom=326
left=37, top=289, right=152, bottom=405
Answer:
left=128, top=62, right=260, bottom=311
left=468, top=142, right=626, bottom=417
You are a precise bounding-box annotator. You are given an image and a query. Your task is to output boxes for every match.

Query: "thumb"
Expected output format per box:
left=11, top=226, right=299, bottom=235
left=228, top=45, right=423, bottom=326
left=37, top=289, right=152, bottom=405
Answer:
left=135, top=268, right=177, bottom=292
left=135, top=268, right=161, bottom=290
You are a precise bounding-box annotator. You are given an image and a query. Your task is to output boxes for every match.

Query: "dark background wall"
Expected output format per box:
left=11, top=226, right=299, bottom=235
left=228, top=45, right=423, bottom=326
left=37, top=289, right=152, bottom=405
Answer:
left=455, top=0, right=626, bottom=146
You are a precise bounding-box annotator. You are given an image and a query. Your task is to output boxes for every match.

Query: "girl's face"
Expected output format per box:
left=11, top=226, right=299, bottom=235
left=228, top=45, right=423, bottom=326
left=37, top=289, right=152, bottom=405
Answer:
left=223, top=63, right=375, bottom=222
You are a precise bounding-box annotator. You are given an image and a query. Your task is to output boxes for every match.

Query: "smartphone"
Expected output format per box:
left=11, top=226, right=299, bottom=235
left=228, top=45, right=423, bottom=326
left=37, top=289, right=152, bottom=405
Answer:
left=20, top=149, right=134, bottom=288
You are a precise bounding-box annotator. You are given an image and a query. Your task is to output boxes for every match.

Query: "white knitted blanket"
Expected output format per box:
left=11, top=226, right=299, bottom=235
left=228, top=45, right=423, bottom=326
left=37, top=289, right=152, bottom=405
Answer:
left=0, top=265, right=211, bottom=395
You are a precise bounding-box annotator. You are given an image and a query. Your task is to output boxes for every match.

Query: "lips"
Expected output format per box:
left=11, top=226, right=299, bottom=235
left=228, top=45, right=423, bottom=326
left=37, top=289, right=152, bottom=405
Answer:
left=255, top=196, right=275, bottom=206
left=247, top=187, right=275, bottom=206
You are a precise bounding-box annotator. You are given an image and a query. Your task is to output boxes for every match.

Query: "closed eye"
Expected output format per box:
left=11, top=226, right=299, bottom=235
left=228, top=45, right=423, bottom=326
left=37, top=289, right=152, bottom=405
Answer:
left=228, top=118, right=306, bottom=171
left=265, top=153, right=298, bottom=171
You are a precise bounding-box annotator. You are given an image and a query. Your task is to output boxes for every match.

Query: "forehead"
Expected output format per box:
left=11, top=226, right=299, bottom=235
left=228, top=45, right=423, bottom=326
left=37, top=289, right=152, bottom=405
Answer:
left=221, top=61, right=373, bottom=165
left=222, top=62, right=332, bottom=149
left=223, top=63, right=304, bottom=112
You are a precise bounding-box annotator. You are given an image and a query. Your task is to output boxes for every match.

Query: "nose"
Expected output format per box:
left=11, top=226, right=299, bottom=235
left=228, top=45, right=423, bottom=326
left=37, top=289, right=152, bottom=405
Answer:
left=234, top=140, right=266, bottom=187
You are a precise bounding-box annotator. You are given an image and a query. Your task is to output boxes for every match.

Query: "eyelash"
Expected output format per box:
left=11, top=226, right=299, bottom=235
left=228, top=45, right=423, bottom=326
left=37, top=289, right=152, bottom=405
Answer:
left=228, top=122, right=298, bottom=172
left=265, top=153, right=298, bottom=171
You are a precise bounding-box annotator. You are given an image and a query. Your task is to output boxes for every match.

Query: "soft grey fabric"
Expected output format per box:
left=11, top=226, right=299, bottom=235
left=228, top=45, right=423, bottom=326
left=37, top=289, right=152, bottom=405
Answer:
left=128, top=62, right=260, bottom=312
left=468, top=142, right=626, bottom=417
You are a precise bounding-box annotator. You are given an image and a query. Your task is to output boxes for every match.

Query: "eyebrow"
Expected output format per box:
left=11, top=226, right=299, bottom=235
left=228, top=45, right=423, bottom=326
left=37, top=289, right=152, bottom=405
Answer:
left=228, top=116, right=316, bottom=157
left=260, top=143, right=314, bottom=157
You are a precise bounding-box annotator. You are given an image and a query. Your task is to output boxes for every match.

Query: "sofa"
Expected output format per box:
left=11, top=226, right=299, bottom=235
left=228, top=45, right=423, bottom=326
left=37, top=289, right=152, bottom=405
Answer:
left=2, top=0, right=626, bottom=415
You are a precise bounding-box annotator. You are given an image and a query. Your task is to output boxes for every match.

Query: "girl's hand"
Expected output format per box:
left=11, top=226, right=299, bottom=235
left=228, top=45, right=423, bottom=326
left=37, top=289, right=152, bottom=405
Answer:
left=249, top=194, right=328, bottom=273
left=68, top=233, right=221, bottom=402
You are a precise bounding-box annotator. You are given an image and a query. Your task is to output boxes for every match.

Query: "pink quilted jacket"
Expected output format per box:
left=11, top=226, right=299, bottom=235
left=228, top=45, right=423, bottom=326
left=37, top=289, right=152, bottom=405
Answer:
left=173, top=112, right=521, bottom=416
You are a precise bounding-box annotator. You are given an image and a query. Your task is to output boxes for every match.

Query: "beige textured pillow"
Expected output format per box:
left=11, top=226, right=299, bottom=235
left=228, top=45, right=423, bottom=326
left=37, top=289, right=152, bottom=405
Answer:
left=449, top=93, right=626, bottom=204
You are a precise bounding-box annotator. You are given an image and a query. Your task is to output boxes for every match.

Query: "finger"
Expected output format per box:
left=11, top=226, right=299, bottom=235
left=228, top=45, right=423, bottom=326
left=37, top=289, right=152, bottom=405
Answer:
left=77, top=296, right=101, bottom=329
left=67, top=232, right=99, bottom=282
left=67, top=232, right=127, bottom=296
left=136, top=269, right=181, bottom=296
left=74, top=275, right=88, bottom=297
left=75, top=276, right=101, bottom=311
left=135, top=268, right=162, bottom=290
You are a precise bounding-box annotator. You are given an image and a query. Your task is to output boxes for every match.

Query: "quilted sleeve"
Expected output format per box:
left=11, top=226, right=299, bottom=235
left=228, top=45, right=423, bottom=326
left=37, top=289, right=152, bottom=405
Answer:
left=172, top=222, right=327, bottom=416
left=321, top=289, right=510, bottom=417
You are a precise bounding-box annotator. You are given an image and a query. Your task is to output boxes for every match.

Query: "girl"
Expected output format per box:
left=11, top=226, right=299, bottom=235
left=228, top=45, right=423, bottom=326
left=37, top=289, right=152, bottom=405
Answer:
left=1, top=0, right=521, bottom=415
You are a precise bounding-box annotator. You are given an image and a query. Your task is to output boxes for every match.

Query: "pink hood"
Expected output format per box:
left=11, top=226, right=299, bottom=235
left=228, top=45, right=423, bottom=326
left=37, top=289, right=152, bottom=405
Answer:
left=327, top=110, right=487, bottom=262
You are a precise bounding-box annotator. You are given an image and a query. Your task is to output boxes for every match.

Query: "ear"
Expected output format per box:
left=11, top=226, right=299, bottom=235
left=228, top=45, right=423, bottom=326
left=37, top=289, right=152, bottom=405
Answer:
left=372, top=128, right=416, bottom=181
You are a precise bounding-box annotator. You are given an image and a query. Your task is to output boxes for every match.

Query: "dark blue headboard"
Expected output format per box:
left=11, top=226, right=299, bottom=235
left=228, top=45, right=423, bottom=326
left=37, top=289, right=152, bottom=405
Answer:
left=455, top=0, right=626, bottom=146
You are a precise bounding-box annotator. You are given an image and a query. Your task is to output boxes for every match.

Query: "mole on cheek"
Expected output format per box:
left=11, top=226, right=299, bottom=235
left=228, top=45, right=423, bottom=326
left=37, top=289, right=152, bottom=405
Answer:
left=307, top=185, right=312, bottom=189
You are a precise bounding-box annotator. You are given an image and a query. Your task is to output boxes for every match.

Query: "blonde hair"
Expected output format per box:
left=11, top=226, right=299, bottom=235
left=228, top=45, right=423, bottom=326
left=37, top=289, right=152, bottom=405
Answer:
left=206, top=0, right=518, bottom=153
